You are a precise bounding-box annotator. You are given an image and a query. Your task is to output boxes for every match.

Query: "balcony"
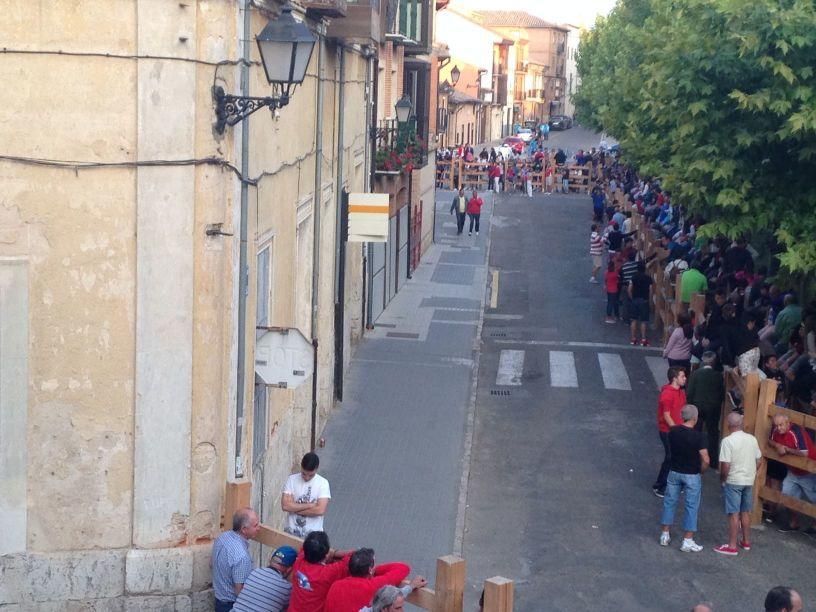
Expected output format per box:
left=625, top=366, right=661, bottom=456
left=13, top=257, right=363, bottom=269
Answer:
left=493, top=74, right=508, bottom=106
left=326, top=0, right=386, bottom=44
left=374, top=118, right=428, bottom=174
left=303, top=0, right=348, bottom=18
left=389, top=0, right=432, bottom=55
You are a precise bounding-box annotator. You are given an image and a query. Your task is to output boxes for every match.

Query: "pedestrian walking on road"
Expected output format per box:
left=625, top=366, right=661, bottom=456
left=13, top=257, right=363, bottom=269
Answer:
left=663, top=313, right=694, bottom=371
left=450, top=187, right=467, bottom=235
left=654, top=367, right=687, bottom=497
left=686, top=351, right=725, bottom=467
left=629, top=261, right=653, bottom=346
left=604, top=261, right=620, bottom=323
left=589, top=224, right=604, bottom=283
left=659, top=404, right=710, bottom=552
left=467, top=190, right=483, bottom=236
left=489, top=163, right=502, bottom=194
left=713, top=412, right=762, bottom=556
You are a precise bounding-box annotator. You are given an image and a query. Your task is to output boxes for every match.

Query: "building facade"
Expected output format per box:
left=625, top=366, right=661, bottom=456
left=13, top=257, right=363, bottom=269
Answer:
left=0, top=0, right=438, bottom=607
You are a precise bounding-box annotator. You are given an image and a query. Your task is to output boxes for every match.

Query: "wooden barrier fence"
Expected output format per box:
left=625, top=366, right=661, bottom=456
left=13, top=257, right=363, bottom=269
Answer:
left=435, top=158, right=593, bottom=195
left=223, top=482, right=514, bottom=611
left=623, top=199, right=705, bottom=342
left=741, top=377, right=816, bottom=525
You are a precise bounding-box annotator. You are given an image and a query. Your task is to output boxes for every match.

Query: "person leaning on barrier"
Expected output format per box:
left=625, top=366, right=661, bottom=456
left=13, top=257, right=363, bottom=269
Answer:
left=360, top=581, right=427, bottom=612
left=289, top=530, right=354, bottom=612
left=764, top=586, right=803, bottom=612
left=324, top=548, right=426, bottom=612
left=212, top=507, right=261, bottom=612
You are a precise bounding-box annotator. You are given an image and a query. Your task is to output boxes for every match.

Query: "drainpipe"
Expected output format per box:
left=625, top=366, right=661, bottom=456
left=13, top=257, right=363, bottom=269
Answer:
left=365, top=54, right=379, bottom=330
left=333, top=46, right=346, bottom=402
left=310, top=31, right=326, bottom=450
left=233, top=0, right=252, bottom=479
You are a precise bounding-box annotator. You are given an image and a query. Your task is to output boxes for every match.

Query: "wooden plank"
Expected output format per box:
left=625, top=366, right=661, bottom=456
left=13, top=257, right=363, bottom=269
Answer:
left=483, top=577, right=514, bottom=612
left=432, top=555, right=465, bottom=612
left=750, top=379, right=777, bottom=524
left=223, top=481, right=251, bottom=529
left=759, top=486, right=816, bottom=521
left=254, top=524, right=303, bottom=550
left=742, top=373, right=761, bottom=432
left=405, top=585, right=437, bottom=609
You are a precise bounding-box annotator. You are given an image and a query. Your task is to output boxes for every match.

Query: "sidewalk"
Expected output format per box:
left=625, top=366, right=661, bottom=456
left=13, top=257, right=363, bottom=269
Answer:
left=318, top=189, right=493, bottom=578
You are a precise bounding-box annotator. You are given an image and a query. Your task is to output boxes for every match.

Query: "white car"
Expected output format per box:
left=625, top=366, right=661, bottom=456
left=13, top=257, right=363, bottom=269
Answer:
left=517, top=128, right=533, bottom=142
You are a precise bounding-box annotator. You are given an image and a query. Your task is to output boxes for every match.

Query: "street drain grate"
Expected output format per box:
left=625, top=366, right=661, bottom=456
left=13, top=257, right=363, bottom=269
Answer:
left=490, top=332, right=507, bottom=337
left=490, top=389, right=512, bottom=397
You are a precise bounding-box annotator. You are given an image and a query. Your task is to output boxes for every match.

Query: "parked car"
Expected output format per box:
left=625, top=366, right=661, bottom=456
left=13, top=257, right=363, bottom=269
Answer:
left=498, top=137, right=524, bottom=157
left=549, top=115, right=573, bottom=130
left=517, top=128, right=534, bottom=143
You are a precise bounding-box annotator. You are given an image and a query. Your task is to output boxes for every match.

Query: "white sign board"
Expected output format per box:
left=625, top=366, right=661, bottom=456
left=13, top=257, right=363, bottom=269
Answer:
left=347, top=192, right=389, bottom=243
left=255, top=328, right=314, bottom=389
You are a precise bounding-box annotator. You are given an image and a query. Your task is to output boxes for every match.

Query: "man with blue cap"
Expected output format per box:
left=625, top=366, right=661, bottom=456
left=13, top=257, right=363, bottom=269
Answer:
left=233, top=545, right=298, bottom=612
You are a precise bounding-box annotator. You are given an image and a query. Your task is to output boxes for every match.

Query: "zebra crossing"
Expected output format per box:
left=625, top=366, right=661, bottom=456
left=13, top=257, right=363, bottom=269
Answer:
left=494, top=348, right=668, bottom=390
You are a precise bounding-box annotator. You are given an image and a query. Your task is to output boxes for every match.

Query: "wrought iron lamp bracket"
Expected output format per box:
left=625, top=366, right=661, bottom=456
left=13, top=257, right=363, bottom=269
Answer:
left=212, top=85, right=290, bottom=134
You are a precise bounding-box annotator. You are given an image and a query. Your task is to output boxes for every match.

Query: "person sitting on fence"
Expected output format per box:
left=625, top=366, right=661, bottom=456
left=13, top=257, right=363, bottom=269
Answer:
left=769, top=414, right=815, bottom=534
left=323, top=548, right=423, bottom=612
left=489, top=148, right=497, bottom=163
left=721, top=309, right=764, bottom=380
left=555, top=148, right=566, bottom=165
left=479, top=148, right=489, bottom=161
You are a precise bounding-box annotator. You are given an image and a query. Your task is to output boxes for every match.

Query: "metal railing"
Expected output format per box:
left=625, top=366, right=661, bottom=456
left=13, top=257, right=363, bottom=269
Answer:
left=374, top=117, right=428, bottom=172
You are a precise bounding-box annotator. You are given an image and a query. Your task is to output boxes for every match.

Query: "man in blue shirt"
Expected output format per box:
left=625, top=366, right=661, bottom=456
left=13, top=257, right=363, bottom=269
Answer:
left=212, top=508, right=260, bottom=611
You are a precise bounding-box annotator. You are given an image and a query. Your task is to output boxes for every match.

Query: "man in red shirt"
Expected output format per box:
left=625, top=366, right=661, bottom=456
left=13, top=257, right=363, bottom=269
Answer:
left=653, top=367, right=687, bottom=498
left=289, top=531, right=354, bottom=612
left=466, top=190, right=484, bottom=236
left=769, top=414, right=813, bottom=532
left=324, top=548, right=419, bottom=612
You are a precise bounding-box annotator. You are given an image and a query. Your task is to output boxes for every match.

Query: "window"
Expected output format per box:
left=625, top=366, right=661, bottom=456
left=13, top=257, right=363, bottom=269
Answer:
left=256, top=241, right=273, bottom=337
left=252, top=374, right=267, bottom=470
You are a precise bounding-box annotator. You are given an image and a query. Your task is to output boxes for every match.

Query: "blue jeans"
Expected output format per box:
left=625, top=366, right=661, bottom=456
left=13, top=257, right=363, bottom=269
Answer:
left=660, top=471, right=702, bottom=532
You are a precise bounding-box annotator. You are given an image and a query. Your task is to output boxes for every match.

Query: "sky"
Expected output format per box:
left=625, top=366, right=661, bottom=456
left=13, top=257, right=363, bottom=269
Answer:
left=453, top=0, right=618, bottom=28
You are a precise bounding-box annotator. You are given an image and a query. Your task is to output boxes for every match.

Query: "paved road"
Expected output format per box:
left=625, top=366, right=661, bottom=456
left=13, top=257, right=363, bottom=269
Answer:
left=319, top=189, right=493, bottom=582
left=462, top=176, right=816, bottom=609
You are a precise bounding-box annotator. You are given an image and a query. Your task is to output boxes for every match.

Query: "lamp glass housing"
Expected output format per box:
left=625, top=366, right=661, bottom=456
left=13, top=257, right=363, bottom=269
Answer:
left=450, top=65, right=461, bottom=87
left=256, top=6, right=317, bottom=86
left=395, top=95, right=413, bottom=124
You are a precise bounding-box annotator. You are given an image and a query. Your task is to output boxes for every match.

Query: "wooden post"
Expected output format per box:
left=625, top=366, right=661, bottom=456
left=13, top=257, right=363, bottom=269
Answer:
left=432, top=555, right=465, bottom=612
left=750, top=379, right=777, bottom=524
left=223, top=481, right=251, bottom=529
left=742, top=373, right=761, bottom=433
left=483, top=576, right=514, bottom=612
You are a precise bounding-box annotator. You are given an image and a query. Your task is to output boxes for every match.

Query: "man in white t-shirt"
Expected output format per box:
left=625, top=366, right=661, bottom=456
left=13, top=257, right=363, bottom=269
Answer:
left=281, top=452, right=331, bottom=537
left=714, top=412, right=762, bottom=556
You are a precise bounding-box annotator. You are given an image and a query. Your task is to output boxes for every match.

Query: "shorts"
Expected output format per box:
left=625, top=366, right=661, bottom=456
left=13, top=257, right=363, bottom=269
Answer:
left=782, top=471, right=816, bottom=503
left=630, top=297, right=649, bottom=322
left=766, top=459, right=787, bottom=481
left=592, top=254, right=602, bottom=267
left=723, top=483, right=753, bottom=514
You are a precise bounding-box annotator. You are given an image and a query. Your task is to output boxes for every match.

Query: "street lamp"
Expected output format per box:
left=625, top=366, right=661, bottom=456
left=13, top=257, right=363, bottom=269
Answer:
left=213, top=4, right=317, bottom=134
left=450, top=65, right=461, bottom=87
left=395, top=95, right=413, bottom=124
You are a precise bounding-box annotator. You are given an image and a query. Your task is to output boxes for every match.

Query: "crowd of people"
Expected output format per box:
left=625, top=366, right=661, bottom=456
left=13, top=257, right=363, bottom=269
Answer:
left=587, top=160, right=816, bottom=559
left=435, top=137, right=601, bottom=196
left=212, top=452, right=427, bottom=612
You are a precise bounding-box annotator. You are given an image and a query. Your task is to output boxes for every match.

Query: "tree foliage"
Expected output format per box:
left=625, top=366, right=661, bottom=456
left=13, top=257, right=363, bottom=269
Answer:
left=576, top=0, right=816, bottom=272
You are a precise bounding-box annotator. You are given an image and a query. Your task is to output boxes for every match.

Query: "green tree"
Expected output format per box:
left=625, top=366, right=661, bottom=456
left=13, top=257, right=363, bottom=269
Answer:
left=576, top=0, right=816, bottom=272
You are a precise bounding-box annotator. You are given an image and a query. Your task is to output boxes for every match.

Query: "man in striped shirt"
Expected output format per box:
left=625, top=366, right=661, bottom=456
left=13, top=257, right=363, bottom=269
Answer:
left=233, top=546, right=297, bottom=612
left=619, top=250, right=640, bottom=323
left=589, top=224, right=604, bottom=283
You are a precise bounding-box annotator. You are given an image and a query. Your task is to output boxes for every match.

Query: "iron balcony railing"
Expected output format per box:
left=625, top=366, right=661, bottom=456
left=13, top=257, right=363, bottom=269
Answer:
left=374, top=117, right=428, bottom=172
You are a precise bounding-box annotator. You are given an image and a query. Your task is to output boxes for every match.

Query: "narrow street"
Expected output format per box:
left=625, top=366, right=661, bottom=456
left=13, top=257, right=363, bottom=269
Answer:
left=463, top=130, right=815, bottom=610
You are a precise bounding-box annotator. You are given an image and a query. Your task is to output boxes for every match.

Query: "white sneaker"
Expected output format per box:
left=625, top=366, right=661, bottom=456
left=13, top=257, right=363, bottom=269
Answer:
left=680, top=539, right=703, bottom=552
left=659, top=532, right=671, bottom=547
left=589, top=277, right=599, bottom=283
